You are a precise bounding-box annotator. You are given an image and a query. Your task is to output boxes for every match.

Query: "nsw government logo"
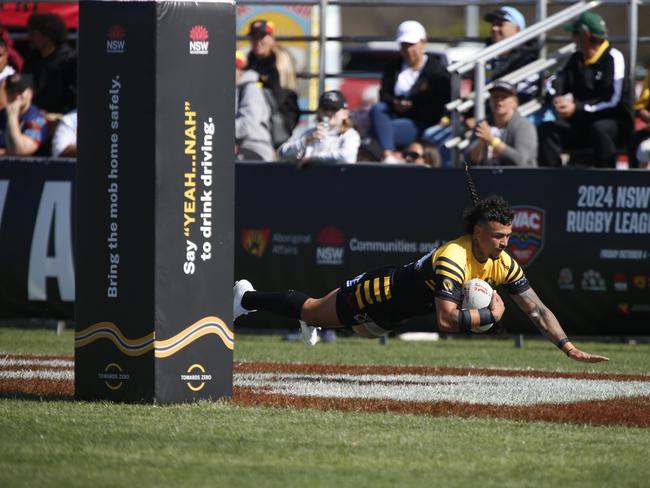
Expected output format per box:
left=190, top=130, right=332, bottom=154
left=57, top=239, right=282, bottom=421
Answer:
left=106, top=25, right=126, bottom=54
left=317, top=226, right=345, bottom=265
left=507, top=206, right=545, bottom=267
left=189, top=25, right=209, bottom=55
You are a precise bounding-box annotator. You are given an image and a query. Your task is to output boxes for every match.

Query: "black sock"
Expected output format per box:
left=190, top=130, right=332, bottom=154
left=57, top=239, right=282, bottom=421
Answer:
left=241, top=290, right=310, bottom=320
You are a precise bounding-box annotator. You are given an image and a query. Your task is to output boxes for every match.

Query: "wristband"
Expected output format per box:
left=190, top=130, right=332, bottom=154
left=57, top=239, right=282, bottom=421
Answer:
left=477, top=307, right=495, bottom=326
left=490, top=137, right=502, bottom=148
left=458, top=309, right=472, bottom=333
left=556, top=337, right=575, bottom=355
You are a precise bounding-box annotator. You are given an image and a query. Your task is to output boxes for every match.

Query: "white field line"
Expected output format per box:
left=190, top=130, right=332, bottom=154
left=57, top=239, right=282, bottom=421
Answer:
left=3, top=357, right=650, bottom=406
left=0, top=358, right=74, bottom=368
left=0, top=370, right=74, bottom=380
left=235, top=372, right=650, bottom=406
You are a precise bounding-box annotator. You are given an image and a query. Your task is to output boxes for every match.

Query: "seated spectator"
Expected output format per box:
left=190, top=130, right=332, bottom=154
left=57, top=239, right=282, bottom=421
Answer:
left=246, top=19, right=300, bottom=146
left=369, top=20, right=450, bottom=162
left=51, top=109, right=77, bottom=157
left=465, top=81, right=537, bottom=166
left=403, top=139, right=441, bottom=167
left=0, top=74, right=48, bottom=156
left=278, top=90, right=360, bottom=164
left=0, top=38, right=16, bottom=110
left=24, top=13, right=77, bottom=117
left=631, top=69, right=650, bottom=169
left=484, top=6, right=541, bottom=103
left=235, top=51, right=274, bottom=161
left=538, top=12, right=633, bottom=167
left=423, top=6, right=539, bottom=167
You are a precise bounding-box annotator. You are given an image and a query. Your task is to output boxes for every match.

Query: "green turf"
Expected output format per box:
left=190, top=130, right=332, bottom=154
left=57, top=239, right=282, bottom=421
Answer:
left=1, top=327, right=649, bottom=487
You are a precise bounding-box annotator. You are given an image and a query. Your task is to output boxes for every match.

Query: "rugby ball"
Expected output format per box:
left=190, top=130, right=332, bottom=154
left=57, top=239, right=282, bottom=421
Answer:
left=462, top=278, right=494, bottom=333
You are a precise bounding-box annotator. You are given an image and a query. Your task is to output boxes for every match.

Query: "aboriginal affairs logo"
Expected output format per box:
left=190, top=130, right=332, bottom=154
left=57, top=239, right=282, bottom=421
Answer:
left=242, top=228, right=271, bottom=257
left=507, top=206, right=545, bottom=267
left=189, top=25, right=209, bottom=55
left=317, top=226, right=345, bottom=265
left=106, top=25, right=126, bottom=54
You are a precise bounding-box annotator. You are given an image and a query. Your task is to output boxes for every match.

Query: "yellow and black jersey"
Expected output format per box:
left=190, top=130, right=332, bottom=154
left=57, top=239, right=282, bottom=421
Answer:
left=336, top=234, right=530, bottom=328
left=393, top=234, right=529, bottom=308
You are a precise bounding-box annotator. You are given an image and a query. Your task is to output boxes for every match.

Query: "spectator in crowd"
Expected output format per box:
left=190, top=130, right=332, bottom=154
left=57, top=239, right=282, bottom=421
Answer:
left=422, top=6, right=539, bottom=167
left=246, top=19, right=300, bottom=146
left=369, top=20, right=450, bottom=162
left=0, top=39, right=16, bottom=110
left=278, top=90, right=360, bottom=164
left=403, top=139, right=441, bottom=167
left=538, top=12, right=633, bottom=168
left=0, top=74, right=48, bottom=156
left=51, top=109, right=77, bottom=157
left=24, top=13, right=77, bottom=117
left=1, top=26, right=24, bottom=73
left=483, top=6, right=541, bottom=103
left=465, top=81, right=538, bottom=166
left=235, top=51, right=275, bottom=161
left=631, top=69, right=650, bottom=169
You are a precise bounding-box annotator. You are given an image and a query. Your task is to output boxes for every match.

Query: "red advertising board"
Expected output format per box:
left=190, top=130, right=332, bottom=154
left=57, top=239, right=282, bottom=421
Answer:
left=0, top=3, right=79, bottom=29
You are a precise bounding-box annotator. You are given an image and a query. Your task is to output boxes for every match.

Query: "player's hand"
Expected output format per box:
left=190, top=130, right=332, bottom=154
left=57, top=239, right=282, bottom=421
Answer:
left=489, top=291, right=505, bottom=322
left=566, top=348, right=609, bottom=363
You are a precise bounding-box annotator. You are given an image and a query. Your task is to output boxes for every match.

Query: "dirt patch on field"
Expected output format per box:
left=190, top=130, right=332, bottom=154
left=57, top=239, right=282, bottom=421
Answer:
left=2, top=355, right=649, bottom=427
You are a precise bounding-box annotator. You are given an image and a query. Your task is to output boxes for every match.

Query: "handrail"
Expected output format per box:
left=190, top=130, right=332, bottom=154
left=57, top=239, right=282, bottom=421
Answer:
left=447, top=0, right=601, bottom=75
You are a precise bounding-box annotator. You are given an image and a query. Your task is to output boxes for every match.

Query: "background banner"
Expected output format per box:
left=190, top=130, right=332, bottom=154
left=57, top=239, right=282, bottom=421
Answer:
left=1, top=162, right=649, bottom=336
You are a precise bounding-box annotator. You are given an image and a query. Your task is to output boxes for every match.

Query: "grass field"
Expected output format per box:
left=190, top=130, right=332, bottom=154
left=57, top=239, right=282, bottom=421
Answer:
left=1, top=327, right=649, bottom=487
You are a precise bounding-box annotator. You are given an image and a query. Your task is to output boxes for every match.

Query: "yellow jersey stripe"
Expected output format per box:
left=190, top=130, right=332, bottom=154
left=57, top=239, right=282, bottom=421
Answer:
left=425, top=280, right=435, bottom=291
left=504, top=256, right=517, bottom=282
left=384, top=276, right=391, bottom=300
left=364, top=280, right=374, bottom=305
left=510, top=267, right=524, bottom=283
left=373, top=277, right=382, bottom=302
left=435, top=268, right=463, bottom=285
left=355, top=284, right=365, bottom=309
left=435, top=264, right=464, bottom=283
left=436, top=256, right=466, bottom=280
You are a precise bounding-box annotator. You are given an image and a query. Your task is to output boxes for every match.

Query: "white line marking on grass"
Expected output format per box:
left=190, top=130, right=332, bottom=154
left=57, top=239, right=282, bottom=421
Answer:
left=0, top=358, right=74, bottom=368
left=235, top=372, right=650, bottom=406
left=0, top=370, right=74, bottom=380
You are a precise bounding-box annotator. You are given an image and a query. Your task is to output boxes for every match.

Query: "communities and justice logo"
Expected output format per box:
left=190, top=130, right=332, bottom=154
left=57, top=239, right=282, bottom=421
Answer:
left=242, top=228, right=272, bottom=257
left=507, top=206, right=545, bottom=267
left=317, top=226, right=345, bottom=265
left=189, top=25, right=209, bottom=55
left=106, top=25, right=126, bottom=54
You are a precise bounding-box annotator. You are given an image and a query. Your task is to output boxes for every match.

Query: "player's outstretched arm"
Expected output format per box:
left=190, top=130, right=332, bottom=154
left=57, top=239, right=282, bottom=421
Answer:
left=510, top=288, right=609, bottom=363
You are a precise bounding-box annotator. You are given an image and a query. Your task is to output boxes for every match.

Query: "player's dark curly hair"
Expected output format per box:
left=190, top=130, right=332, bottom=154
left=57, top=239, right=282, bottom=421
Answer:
left=463, top=195, right=514, bottom=234
left=27, top=13, right=68, bottom=46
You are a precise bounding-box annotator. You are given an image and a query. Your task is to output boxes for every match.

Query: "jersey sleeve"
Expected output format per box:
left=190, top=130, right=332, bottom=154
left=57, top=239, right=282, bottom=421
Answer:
left=500, top=252, right=530, bottom=295
left=431, top=247, right=466, bottom=304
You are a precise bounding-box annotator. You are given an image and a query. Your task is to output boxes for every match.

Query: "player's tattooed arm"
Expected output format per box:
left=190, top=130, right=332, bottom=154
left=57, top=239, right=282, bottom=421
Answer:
left=510, top=288, right=609, bottom=363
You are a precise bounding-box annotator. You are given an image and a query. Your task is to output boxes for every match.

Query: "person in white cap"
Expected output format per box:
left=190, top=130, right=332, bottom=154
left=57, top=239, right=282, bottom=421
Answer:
left=368, top=20, right=450, bottom=162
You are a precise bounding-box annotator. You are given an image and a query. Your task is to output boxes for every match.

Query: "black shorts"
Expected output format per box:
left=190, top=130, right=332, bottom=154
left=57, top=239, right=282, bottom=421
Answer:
left=335, top=266, right=404, bottom=336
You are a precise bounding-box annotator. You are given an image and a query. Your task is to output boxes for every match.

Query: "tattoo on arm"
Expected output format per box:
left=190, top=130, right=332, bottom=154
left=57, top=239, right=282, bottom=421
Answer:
left=511, top=288, right=567, bottom=342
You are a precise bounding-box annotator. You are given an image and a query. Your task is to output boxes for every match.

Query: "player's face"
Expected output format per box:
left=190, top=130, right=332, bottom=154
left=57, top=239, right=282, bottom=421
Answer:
left=475, top=221, right=512, bottom=260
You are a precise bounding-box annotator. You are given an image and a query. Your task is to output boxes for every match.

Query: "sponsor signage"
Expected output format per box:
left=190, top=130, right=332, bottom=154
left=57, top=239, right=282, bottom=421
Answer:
left=507, top=206, right=545, bottom=267
left=75, top=0, right=235, bottom=403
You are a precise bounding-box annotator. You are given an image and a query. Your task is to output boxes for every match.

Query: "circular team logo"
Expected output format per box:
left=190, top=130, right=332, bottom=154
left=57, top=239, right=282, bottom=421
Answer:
left=443, top=279, right=453, bottom=291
